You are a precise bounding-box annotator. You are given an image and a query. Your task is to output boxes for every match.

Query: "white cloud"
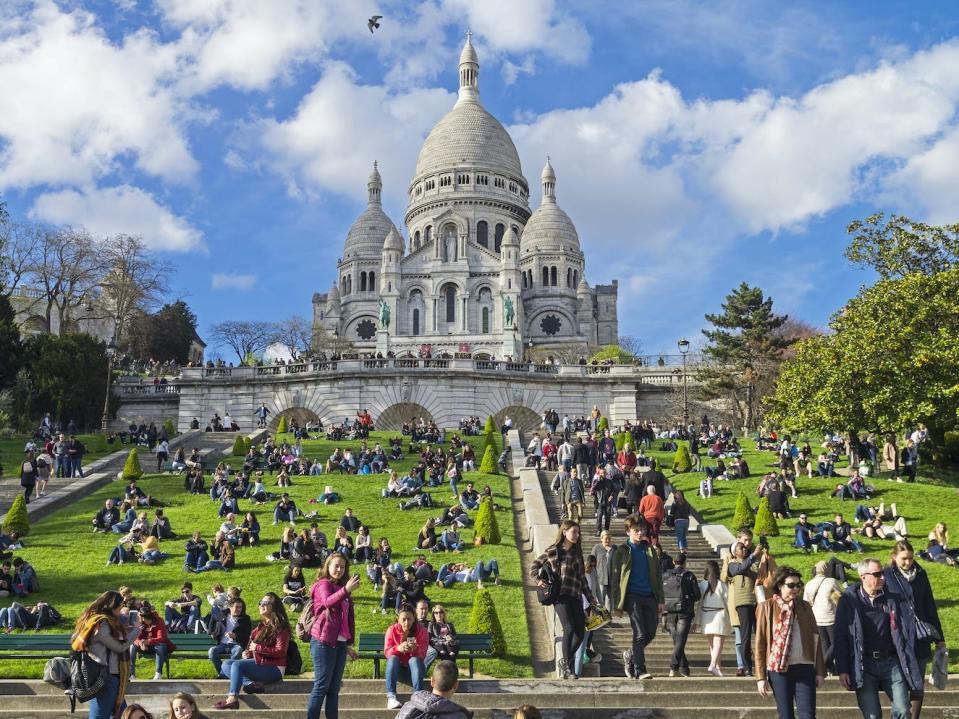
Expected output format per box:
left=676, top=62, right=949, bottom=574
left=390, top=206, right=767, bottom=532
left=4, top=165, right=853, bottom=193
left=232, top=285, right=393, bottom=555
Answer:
left=211, top=273, right=257, bottom=290
left=30, top=185, right=202, bottom=252
left=885, top=125, right=959, bottom=225
left=0, top=1, right=197, bottom=189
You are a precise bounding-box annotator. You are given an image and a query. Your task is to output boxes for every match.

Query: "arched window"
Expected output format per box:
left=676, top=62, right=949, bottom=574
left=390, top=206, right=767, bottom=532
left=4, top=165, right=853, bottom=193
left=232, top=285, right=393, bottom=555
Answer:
left=346, top=275, right=352, bottom=294
left=567, top=267, right=572, bottom=287
left=522, top=272, right=527, bottom=289
left=494, top=223, right=505, bottom=252
left=360, top=272, right=367, bottom=292
left=482, top=307, right=489, bottom=333
left=573, top=270, right=579, bottom=287
left=368, top=271, right=375, bottom=291
left=413, top=230, right=420, bottom=250
left=412, top=309, right=420, bottom=336
left=424, top=226, right=433, bottom=244
left=542, top=267, right=549, bottom=287
left=444, top=285, right=456, bottom=323
left=476, top=220, right=488, bottom=248
left=550, top=266, right=557, bottom=286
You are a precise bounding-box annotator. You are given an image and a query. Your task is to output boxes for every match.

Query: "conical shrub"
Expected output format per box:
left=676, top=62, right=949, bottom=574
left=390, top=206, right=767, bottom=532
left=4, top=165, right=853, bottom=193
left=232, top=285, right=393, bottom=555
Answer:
left=597, top=416, right=609, bottom=432
left=467, top=588, right=506, bottom=656
left=615, top=431, right=631, bottom=452
left=483, top=416, right=499, bottom=455
left=479, top=444, right=498, bottom=474
left=672, top=444, right=692, bottom=474
left=163, top=418, right=176, bottom=438
left=753, top=496, right=780, bottom=537
left=277, top=416, right=288, bottom=434
left=2, top=495, right=30, bottom=536
left=732, top=491, right=754, bottom=533
left=232, top=435, right=247, bottom=456
left=122, top=448, right=144, bottom=480
left=473, top=496, right=501, bottom=544
left=243, top=436, right=253, bottom=454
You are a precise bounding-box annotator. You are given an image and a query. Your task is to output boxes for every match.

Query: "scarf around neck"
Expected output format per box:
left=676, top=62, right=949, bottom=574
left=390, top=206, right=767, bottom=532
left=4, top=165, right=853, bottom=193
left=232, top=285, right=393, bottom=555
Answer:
left=768, top=595, right=796, bottom=673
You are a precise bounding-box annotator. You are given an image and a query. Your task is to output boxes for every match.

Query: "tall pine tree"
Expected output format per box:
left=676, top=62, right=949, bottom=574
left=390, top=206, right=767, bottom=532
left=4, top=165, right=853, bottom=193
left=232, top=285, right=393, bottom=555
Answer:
left=699, top=283, right=789, bottom=431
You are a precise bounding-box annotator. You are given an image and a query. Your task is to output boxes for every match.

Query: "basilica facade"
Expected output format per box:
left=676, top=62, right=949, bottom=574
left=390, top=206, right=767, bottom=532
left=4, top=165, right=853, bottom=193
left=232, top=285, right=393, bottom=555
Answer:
left=312, top=35, right=618, bottom=359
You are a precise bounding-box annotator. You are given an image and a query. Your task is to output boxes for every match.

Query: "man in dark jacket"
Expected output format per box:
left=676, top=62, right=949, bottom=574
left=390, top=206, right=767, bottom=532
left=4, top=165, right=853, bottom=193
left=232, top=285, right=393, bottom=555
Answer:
left=395, top=660, right=471, bottom=719
left=92, top=499, right=120, bottom=532
left=662, top=552, right=701, bottom=677
left=835, top=558, right=921, bottom=719
left=591, top=467, right=616, bottom=536
left=642, top=459, right=667, bottom=500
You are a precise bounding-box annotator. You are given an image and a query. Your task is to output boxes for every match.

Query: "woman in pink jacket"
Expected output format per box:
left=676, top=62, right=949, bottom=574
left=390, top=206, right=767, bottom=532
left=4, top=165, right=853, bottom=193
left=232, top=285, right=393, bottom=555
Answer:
left=384, top=604, right=429, bottom=710
left=307, top=554, right=361, bottom=719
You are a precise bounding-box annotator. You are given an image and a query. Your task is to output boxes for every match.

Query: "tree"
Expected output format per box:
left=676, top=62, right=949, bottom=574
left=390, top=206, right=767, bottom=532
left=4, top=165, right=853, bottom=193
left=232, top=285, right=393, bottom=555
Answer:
left=699, top=283, right=790, bottom=431
left=124, top=300, right=198, bottom=365
left=274, top=316, right=312, bottom=361
left=122, top=448, right=144, bottom=480
left=618, top=335, right=644, bottom=357
left=473, top=497, right=501, bottom=544
left=753, top=497, right=779, bottom=537
left=845, top=212, right=959, bottom=280
left=482, top=417, right=499, bottom=456
left=590, top=344, right=636, bottom=364
left=96, top=234, right=171, bottom=345
left=210, top=320, right=277, bottom=363
left=276, top=416, right=288, bottom=434
left=479, top=444, right=498, bottom=473
left=2, top=495, right=30, bottom=537
left=467, top=588, right=506, bottom=656
left=672, top=444, right=692, bottom=473
left=0, top=222, right=36, bottom=299
left=232, top=435, right=247, bottom=456
left=0, top=294, right=22, bottom=391
left=731, top=492, right=754, bottom=532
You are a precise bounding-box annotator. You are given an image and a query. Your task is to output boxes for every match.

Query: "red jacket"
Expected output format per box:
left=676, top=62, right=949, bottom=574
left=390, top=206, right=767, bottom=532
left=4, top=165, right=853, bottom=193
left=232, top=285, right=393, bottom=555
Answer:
left=639, top=493, right=665, bottom=521
left=384, top=622, right=428, bottom=665
left=135, top=618, right=177, bottom=653
left=251, top=625, right=291, bottom=668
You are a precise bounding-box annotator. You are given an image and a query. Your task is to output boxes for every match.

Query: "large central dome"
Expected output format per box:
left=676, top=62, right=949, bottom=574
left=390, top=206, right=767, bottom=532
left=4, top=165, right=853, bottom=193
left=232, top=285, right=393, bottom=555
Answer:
left=412, top=36, right=523, bottom=181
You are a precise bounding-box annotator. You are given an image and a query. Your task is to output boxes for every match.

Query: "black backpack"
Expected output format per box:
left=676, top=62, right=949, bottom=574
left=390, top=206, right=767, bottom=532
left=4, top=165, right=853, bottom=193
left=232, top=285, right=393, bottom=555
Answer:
left=285, top=638, right=303, bottom=675
left=663, top=568, right=700, bottom=614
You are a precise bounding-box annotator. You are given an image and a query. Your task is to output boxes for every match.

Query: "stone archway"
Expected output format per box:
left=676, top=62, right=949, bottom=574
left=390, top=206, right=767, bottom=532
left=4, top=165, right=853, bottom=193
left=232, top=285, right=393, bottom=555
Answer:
left=377, top=403, right=436, bottom=431
left=270, top=407, right=321, bottom=431
left=492, top=405, right=542, bottom=435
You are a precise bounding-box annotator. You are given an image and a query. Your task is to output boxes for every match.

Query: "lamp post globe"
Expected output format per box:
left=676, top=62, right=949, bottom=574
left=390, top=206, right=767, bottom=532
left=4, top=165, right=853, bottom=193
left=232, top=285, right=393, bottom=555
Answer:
left=677, top=338, right=690, bottom=434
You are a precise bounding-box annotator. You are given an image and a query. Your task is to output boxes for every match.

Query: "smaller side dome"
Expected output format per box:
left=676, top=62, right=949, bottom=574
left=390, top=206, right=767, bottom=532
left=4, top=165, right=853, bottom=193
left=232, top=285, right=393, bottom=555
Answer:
left=328, top=282, right=340, bottom=301
left=384, top=226, right=404, bottom=251
left=502, top=225, right=519, bottom=246
left=577, top=277, right=590, bottom=294
left=521, top=159, right=579, bottom=253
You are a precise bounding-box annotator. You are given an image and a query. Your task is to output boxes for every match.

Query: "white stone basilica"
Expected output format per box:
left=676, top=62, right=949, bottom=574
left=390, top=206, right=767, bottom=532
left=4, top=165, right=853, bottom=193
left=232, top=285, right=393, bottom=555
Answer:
left=312, top=35, right=618, bottom=359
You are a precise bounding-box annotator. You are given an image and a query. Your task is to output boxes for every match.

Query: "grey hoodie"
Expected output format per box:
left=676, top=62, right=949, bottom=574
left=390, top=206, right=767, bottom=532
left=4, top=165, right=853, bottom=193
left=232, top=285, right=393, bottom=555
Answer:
left=395, top=690, right=472, bottom=719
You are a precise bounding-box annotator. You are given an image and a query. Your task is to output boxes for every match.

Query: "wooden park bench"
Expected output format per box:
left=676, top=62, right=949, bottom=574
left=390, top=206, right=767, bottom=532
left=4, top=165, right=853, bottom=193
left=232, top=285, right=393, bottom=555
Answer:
left=357, top=632, right=493, bottom=679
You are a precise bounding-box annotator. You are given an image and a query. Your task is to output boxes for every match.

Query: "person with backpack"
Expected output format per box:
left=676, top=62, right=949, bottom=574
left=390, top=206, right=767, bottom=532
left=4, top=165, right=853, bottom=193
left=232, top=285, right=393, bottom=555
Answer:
left=306, top=553, right=360, bottom=719
left=662, top=552, right=701, bottom=677
left=394, top=660, right=471, bottom=719
left=19, top=450, right=38, bottom=505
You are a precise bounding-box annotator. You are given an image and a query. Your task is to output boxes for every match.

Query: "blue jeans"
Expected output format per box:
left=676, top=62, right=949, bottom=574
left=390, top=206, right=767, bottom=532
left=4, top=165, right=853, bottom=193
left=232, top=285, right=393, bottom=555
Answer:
left=222, top=658, right=282, bottom=695
left=195, top=560, right=224, bottom=572
left=129, top=643, right=168, bottom=677
left=385, top=656, right=424, bottom=697
left=209, top=643, right=243, bottom=676
left=142, top=550, right=168, bottom=562
left=274, top=508, right=295, bottom=523
left=767, top=663, right=817, bottom=719
left=673, top=518, right=689, bottom=551
left=856, top=655, right=910, bottom=719
left=88, top=672, right=120, bottom=719
left=307, top=639, right=348, bottom=719
left=71, top=456, right=83, bottom=477
left=734, top=626, right=746, bottom=670
left=573, top=629, right=593, bottom=677
left=164, top=606, right=201, bottom=629
left=184, top=550, right=209, bottom=571
left=449, top=476, right=459, bottom=498
left=470, top=560, right=500, bottom=582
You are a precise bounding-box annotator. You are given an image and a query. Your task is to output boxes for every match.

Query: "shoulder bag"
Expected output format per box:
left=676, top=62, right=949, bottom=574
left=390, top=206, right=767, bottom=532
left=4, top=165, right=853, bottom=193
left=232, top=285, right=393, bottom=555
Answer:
left=68, top=650, right=104, bottom=703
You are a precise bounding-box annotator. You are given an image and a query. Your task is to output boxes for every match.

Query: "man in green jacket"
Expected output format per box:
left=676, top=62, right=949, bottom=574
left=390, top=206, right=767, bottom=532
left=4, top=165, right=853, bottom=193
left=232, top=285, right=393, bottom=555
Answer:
left=611, top=514, right=665, bottom=680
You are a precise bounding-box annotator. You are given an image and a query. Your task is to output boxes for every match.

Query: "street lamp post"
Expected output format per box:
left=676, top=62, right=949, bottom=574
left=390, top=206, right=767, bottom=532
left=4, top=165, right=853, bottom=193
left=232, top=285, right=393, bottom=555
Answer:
left=332, top=327, right=338, bottom=359
left=101, top=338, right=116, bottom=435
left=677, top=338, right=690, bottom=434
left=527, top=339, right=534, bottom=363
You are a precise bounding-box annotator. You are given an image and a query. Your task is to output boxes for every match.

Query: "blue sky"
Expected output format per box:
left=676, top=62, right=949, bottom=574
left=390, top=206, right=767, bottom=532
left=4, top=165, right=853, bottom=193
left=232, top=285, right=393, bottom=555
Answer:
left=2, top=1, right=959, bottom=358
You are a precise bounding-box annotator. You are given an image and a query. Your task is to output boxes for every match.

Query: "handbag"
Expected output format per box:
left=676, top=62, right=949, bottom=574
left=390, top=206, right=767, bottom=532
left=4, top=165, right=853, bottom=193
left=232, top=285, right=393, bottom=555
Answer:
left=916, top=617, right=943, bottom=644
left=68, top=651, right=104, bottom=703
left=536, top=562, right=560, bottom=606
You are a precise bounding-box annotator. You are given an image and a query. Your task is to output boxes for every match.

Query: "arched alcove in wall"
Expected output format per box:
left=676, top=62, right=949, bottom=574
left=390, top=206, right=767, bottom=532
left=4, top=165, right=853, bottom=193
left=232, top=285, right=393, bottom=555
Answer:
left=377, top=403, right=436, bottom=430
left=492, top=405, right=542, bottom=435
left=270, top=407, right=321, bottom=431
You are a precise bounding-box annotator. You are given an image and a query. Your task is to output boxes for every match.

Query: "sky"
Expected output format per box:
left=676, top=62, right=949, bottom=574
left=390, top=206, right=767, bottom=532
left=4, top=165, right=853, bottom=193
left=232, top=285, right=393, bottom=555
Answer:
left=2, top=0, right=959, bottom=358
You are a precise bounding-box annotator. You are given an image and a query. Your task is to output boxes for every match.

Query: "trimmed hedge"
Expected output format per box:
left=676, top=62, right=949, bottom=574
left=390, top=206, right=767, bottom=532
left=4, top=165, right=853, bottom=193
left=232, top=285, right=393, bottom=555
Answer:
left=277, top=416, right=288, bottom=434
left=163, top=418, right=176, bottom=438
left=467, top=588, right=506, bottom=657
left=479, top=444, right=498, bottom=474
left=753, top=496, right=780, bottom=537
left=473, top=496, right=501, bottom=545
left=2, top=495, right=30, bottom=536
left=672, top=444, right=692, bottom=474
left=232, top=435, right=247, bottom=456
left=732, top=491, right=755, bottom=533
left=122, top=448, right=144, bottom=480
left=597, top=416, right=609, bottom=432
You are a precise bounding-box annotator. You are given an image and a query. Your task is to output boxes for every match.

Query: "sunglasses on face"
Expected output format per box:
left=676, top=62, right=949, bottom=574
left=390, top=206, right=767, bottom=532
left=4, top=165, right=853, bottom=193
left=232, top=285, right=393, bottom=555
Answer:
left=259, top=600, right=272, bottom=607
left=861, top=571, right=884, bottom=579
left=433, top=611, right=445, bottom=615
left=783, top=581, right=803, bottom=589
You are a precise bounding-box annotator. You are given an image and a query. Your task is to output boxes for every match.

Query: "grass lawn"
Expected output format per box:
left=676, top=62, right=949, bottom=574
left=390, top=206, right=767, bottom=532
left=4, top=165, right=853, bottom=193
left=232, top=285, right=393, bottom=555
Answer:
left=0, top=433, right=116, bottom=479
left=635, top=437, right=959, bottom=671
left=0, top=431, right=531, bottom=679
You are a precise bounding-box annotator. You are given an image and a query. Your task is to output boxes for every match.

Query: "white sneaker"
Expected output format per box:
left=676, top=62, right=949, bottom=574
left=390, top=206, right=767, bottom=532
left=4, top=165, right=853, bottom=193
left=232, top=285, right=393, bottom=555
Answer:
left=386, top=696, right=402, bottom=710
left=152, top=672, right=162, bottom=680
left=638, top=671, right=653, bottom=680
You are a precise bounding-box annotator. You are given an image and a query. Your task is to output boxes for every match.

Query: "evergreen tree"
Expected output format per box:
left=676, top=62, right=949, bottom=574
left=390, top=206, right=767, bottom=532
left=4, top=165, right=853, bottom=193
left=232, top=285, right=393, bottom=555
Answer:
left=597, top=416, right=609, bottom=432
left=473, top=496, right=501, bottom=544
left=163, top=418, right=176, bottom=438
left=615, top=431, right=631, bottom=451
left=672, top=444, right=692, bottom=473
left=700, top=282, right=790, bottom=431
left=467, top=588, right=506, bottom=656
left=753, top=496, right=780, bottom=537
left=122, top=448, right=144, bottom=480
left=479, top=444, right=498, bottom=474
left=0, top=295, right=23, bottom=392
left=2, top=495, right=30, bottom=536
left=731, top=491, right=755, bottom=533
left=232, top=435, right=247, bottom=456
left=482, top=416, right=499, bottom=455
left=277, top=416, right=288, bottom=434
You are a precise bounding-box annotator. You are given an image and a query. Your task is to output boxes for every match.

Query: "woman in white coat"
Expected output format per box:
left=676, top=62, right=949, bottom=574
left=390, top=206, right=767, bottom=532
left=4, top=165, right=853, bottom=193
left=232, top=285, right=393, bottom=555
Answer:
left=802, top=560, right=842, bottom=674
left=695, top=559, right=731, bottom=676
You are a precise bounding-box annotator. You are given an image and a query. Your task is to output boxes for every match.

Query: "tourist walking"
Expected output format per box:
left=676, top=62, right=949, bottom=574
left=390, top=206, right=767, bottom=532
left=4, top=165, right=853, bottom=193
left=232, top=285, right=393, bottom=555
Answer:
left=755, top=566, right=826, bottom=719
left=834, top=558, right=922, bottom=719
left=803, top=561, right=842, bottom=675
left=727, top=540, right=764, bottom=676
left=530, top=520, right=596, bottom=679
left=590, top=531, right=616, bottom=610
left=668, top=489, right=691, bottom=553
left=71, top=590, right=140, bottom=719
left=307, top=554, right=361, bottom=719
left=695, top=559, right=730, bottom=676
left=610, top=514, right=664, bottom=680
left=883, top=541, right=945, bottom=719
left=662, top=552, right=700, bottom=677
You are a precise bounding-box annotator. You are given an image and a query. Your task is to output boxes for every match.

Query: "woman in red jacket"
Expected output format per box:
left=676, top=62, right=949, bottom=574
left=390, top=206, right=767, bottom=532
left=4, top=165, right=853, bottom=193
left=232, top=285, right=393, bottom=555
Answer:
left=384, top=604, right=428, bottom=710
left=214, top=592, right=291, bottom=710
left=129, top=603, right=176, bottom=680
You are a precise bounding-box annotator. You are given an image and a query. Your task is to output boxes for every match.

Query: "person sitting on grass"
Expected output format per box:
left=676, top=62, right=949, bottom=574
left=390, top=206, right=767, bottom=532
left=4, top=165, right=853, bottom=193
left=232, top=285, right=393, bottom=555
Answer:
left=292, top=529, right=322, bottom=567
left=273, top=493, right=298, bottom=526
left=164, top=583, right=202, bottom=633
left=125, top=479, right=152, bottom=508
left=339, top=508, right=361, bottom=532
left=436, top=560, right=501, bottom=589
left=208, top=598, right=251, bottom=678
left=793, top=514, right=826, bottom=552
left=437, top=505, right=472, bottom=528
left=368, top=538, right=402, bottom=591
left=238, top=511, right=260, bottom=546
left=281, top=564, right=308, bottom=612
left=138, top=536, right=170, bottom=565
left=268, top=528, right=296, bottom=563
left=354, top=525, right=374, bottom=562
left=184, top=531, right=209, bottom=572
left=830, top=482, right=854, bottom=501
left=108, top=536, right=140, bottom=566
left=394, top=659, right=470, bottom=719
left=249, top=474, right=268, bottom=504
left=213, top=592, right=291, bottom=710
left=435, top=527, right=464, bottom=553
left=399, top=492, right=434, bottom=511
left=332, top=526, right=354, bottom=560
left=150, top=509, right=174, bottom=540
left=194, top=532, right=235, bottom=573
left=111, top=501, right=138, bottom=534
left=129, top=602, right=176, bottom=680
left=383, top=470, right=403, bottom=498
left=185, top=468, right=205, bottom=495
left=0, top=600, right=60, bottom=631
left=846, top=470, right=870, bottom=500
left=316, top=485, right=341, bottom=504
left=218, top=490, right=240, bottom=519
left=459, top=482, right=480, bottom=511
left=384, top=604, right=429, bottom=710
left=93, top=499, right=121, bottom=533
left=417, top=519, right=437, bottom=551
left=275, top=466, right=291, bottom=488
left=828, top=514, right=863, bottom=553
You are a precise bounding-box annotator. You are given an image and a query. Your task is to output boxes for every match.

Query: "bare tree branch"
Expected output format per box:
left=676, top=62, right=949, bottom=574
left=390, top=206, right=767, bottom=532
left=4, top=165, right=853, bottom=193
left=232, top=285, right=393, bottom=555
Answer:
left=210, top=320, right=277, bottom=363
left=273, top=316, right=312, bottom=360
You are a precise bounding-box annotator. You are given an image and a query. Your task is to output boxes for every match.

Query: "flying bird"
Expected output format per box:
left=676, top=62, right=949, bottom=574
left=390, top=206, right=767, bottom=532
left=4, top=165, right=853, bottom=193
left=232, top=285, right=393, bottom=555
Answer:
left=368, top=15, right=382, bottom=34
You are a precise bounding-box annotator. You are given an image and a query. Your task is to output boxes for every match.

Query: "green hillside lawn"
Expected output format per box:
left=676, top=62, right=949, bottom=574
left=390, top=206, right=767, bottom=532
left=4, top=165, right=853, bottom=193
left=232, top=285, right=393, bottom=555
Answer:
left=641, top=437, right=959, bottom=671
left=0, top=433, right=116, bottom=480
left=0, top=431, right=531, bottom=679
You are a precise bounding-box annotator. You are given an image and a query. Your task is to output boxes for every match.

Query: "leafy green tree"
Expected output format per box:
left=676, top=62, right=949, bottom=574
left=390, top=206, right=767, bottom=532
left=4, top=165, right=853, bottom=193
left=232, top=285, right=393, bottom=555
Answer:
left=699, top=283, right=790, bottom=431
left=597, top=416, right=609, bottom=432
left=473, top=496, right=501, bottom=544
left=615, top=431, right=632, bottom=451
left=589, top=344, right=635, bottom=364
left=753, top=496, right=779, bottom=537
left=124, top=300, right=198, bottom=365
left=2, top=495, right=30, bottom=536
left=122, top=448, right=144, bottom=480
left=467, top=588, right=506, bottom=656
left=276, top=416, right=288, bottom=434
left=845, top=212, right=959, bottom=280
left=232, top=435, right=247, bottom=456
left=731, top=492, right=754, bottom=533
left=672, top=444, right=692, bottom=473
left=479, top=444, right=498, bottom=474
left=0, top=294, right=22, bottom=392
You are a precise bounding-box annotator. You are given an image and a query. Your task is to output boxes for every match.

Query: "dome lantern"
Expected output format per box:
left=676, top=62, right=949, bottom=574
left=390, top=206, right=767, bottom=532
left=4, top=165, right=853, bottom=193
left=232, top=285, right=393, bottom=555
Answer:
left=541, top=156, right=556, bottom=204
left=368, top=160, right=382, bottom=204
left=458, top=31, right=479, bottom=104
